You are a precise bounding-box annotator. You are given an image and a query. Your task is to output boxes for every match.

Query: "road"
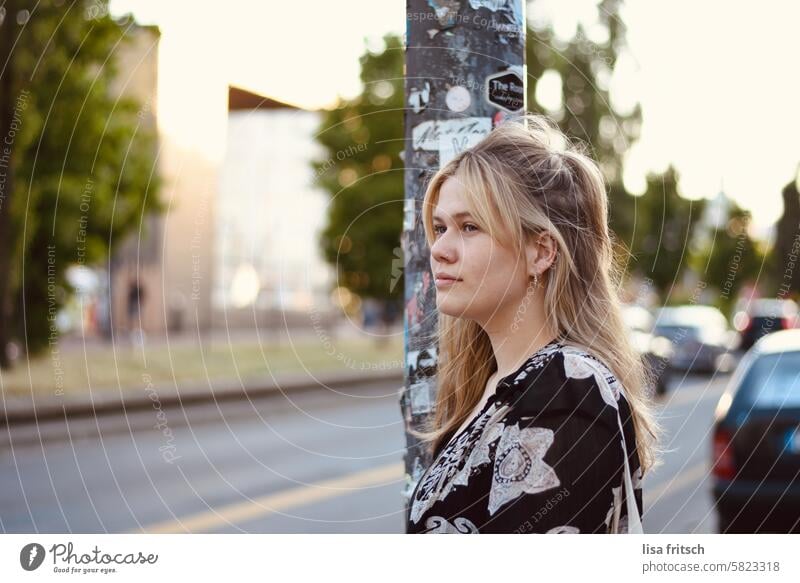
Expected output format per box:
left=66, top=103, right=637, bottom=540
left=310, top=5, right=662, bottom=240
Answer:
left=643, top=369, right=730, bottom=533
left=0, top=370, right=730, bottom=533
left=0, top=380, right=408, bottom=533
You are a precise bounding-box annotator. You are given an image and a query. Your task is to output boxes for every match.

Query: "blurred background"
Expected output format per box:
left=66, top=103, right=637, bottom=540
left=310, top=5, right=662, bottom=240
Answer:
left=0, top=0, right=799, bottom=534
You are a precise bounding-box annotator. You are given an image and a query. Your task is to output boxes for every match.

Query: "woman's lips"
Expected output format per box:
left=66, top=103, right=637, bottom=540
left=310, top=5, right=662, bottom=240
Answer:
left=435, top=276, right=461, bottom=287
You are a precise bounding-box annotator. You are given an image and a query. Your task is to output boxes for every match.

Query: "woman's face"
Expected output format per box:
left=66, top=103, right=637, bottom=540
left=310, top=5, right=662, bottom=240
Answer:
left=430, top=176, right=529, bottom=325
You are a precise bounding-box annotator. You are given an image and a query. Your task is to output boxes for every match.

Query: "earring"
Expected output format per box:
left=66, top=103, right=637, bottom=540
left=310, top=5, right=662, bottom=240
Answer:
left=531, top=272, right=539, bottom=288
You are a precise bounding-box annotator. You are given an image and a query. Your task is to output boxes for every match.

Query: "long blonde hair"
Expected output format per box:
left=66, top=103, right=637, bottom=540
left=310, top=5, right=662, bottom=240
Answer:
left=413, top=113, right=663, bottom=476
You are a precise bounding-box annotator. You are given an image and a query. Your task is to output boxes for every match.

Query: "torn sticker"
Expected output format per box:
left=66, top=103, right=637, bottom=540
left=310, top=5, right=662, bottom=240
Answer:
left=409, top=81, right=431, bottom=114
left=426, top=0, right=462, bottom=29
left=409, top=378, right=435, bottom=415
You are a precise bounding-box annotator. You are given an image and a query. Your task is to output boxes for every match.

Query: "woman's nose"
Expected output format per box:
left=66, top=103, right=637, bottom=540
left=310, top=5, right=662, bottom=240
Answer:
left=430, top=231, right=457, bottom=264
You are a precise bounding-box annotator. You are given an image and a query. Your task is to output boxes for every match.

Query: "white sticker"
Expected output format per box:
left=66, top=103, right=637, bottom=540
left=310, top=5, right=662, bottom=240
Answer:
left=444, top=118, right=492, bottom=166
left=403, top=198, right=416, bottom=231
left=445, top=85, right=471, bottom=112
left=412, top=117, right=491, bottom=154
left=409, top=378, right=434, bottom=415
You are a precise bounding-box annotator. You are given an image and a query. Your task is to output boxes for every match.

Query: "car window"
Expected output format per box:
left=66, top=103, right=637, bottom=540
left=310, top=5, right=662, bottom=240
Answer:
left=653, top=325, right=699, bottom=342
left=738, top=351, right=800, bottom=408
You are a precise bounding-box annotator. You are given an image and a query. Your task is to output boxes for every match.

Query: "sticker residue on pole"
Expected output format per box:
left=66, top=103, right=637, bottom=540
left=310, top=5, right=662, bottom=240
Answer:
left=468, top=0, right=505, bottom=11
left=426, top=0, right=461, bottom=28
left=468, top=0, right=524, bottom=36
left=492, top=110, right=511, bottom=128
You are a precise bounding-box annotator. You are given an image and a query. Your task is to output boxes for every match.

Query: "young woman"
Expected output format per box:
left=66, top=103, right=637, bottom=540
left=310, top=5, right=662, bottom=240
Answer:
left=405, top=114, right=663, bottom=534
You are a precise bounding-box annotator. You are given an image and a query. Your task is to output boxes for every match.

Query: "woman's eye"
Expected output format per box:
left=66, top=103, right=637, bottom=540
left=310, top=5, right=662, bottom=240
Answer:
left=433, top=223, right=478, bottom=236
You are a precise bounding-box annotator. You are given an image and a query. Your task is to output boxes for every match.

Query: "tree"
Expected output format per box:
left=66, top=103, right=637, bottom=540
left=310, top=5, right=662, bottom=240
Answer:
left=689, top=202, right=764, bottom=314
left=313, top=33, right=405, bottom=322
left=0, top=1, right=161, bottom=367
left=526, top=0, right=642, bottom=187
left=629, top=166, right=706, bottom=296
left=769, top=172, right=800, bottom=297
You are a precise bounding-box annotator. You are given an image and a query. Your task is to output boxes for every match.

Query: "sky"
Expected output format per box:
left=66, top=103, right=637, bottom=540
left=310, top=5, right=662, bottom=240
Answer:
left=110, top=0, right=800, bottom=239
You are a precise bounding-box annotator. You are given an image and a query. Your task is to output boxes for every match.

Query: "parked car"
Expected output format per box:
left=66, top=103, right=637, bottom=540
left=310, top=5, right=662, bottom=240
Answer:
left=711, top=329, right=800, bottom=533
left=733, top=298, right=799, bottom=350
left=652, top=305, right=737, bottom=373
left=621, top=305, right=674, bottom=396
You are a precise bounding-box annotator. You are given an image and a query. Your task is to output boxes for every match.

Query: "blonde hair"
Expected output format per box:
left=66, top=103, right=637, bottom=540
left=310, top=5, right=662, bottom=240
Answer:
left=413, top=113, right=663, bottom=476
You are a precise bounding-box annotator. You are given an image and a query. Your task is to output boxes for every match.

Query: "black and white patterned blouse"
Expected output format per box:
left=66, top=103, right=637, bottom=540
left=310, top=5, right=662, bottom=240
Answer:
left=406, top=339, right=644, bottom=534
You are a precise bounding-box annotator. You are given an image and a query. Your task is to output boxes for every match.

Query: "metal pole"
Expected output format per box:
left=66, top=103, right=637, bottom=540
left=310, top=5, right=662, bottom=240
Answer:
left=400, top=0, right=526, bottom=526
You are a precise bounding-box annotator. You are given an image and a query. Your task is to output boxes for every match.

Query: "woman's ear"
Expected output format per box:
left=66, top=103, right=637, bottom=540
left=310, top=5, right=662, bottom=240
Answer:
left=525, top=231, right=557, bottom=277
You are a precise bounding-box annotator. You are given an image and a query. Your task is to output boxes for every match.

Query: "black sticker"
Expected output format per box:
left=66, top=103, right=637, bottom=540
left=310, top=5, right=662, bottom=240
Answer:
left=485, top=70, right=524, bottom=113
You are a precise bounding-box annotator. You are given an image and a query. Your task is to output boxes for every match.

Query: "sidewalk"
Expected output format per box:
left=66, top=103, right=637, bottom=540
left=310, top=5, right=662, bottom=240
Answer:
left=1, top=366, right=404, bottom=425
left=1, top=322, right=406, bottom=425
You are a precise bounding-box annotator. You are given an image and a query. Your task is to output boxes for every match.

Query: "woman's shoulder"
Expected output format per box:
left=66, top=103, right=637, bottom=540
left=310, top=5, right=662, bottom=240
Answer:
left=501, top=342, right=626, bottom=430
left=556, top=343, right=626, bottom=406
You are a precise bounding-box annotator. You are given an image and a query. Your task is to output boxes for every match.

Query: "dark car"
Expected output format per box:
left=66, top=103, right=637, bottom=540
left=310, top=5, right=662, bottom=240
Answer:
left=733, top=298, right=798, bottom=351
left=621, top=305, right=674, bottom=396
left=652, top=305, right=737, bottom=373
left=711, top=329, right=800, bottom=533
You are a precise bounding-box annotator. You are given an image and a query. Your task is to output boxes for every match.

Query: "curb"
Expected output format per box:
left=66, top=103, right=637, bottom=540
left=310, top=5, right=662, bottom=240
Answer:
left=1, top=368, right=405, bottom=426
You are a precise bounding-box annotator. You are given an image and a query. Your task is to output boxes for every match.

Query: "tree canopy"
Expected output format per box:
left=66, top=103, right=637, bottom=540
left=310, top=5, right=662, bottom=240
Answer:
left=0, top=0, right=162, bottom=367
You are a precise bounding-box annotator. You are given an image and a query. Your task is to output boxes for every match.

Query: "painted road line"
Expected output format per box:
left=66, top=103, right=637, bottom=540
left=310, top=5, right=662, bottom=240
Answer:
left=133, top=461, right=405, bottom=534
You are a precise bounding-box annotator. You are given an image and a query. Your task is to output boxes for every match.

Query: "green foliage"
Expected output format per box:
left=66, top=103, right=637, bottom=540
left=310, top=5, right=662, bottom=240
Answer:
left=526, top=0, right=641, bottom=186
left=2, top=1, right=162, bottom=360
left=624, top=166, right=706, bottom=295
left=690, top=204, right=764, bottom=314
left=768, top=175, right=800, bottom=297
left=313, top=33, right=404, bottom=303
left=525, top=0, right=688, bottom=287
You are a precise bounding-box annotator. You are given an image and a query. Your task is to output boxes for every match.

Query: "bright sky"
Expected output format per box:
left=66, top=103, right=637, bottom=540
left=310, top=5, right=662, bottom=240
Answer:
left=111, top=0, right=800, bottom=238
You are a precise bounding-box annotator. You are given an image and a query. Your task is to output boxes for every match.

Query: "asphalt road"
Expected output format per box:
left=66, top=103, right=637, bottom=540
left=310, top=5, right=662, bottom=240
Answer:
left=643, top=370, right=731, bottom=533
left=0, top=380, right=408, bottom=534
left=0, top=370, right=731, bottom=534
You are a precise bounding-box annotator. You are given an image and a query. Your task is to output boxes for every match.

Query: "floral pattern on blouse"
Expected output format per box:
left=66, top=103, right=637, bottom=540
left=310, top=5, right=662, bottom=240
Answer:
left=406, top=339, right=644, bottom=534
